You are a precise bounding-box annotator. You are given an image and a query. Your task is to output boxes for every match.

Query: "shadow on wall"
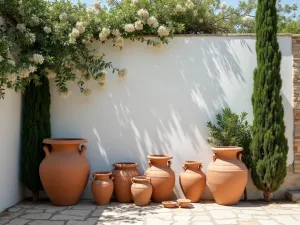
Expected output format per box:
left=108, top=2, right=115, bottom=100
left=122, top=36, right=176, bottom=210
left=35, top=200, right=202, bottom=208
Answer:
left=50, top=37, right=257, bottom=199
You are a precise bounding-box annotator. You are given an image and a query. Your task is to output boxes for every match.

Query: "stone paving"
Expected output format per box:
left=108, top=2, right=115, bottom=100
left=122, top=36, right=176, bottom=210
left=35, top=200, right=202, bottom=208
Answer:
left=1, top=200, right=300, bottom=225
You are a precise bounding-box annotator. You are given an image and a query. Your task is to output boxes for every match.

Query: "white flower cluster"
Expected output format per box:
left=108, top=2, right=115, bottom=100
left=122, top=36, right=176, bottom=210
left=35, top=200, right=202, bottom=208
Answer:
left=16, top=23, right=26, bottom=33
left=76, top=21, right=86, bottom=34
left=0, top=56, right=3, bottom=62
left=6, top=73, right=17, bottom=82
left=82, top=88, right=92, bottom=96
left=242, top=16, right=251, bottom=24
left=155, top=40, right=163, bottom=48
left=220, top=2, right=227, bottom=10
left=114, top=36, right=124, bottom=48
left=7, top=59, right=15, bottom=66
left=157, top=26, right=169, bottom=37
left=0, top=16, right=5, bottom=26
left=43, top=26, right=52, bottom=34
left=28, top=65, right=37, bottom=73
left=147, top=16, right=159, bottom=28
left=46, top=69, right=57, bottom=79
left=27, top=33, right=36, bottom=44
left=135, top=21, right=143, bottom=30
left=118, top=68, right=127, bottom=77
left=30, top=54, right=44, bottom=64
left=124, top=24, right=135, bottom=33
left=174, top=4, right=186, bottom=13
left=186, top=0, right=195, bottom=9
left=94, top=0, right=101, bottom=10
left=31, top=15, right=40, bottom=25
left=19, top=68, right=30, bottom=79
left=137, top=9, right=149, bottom=19
left=99, top=27, right=111, bottom=41
left=59, top=12, right=68, bottom=21
left=112, top=29, right=120, bottom=37
left=69, top=28, right=80, bottom=44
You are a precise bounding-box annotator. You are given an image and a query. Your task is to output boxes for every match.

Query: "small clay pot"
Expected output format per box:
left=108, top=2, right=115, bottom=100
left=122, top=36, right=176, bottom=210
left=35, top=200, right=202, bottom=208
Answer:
left=177, top=199, right=191, bottom=208
left=131, top=176, right=152, bottom=206
left=179, top=161, right=206, bottom=203
left=112, top=162, right=140, bottom=203
left=91, top=172, right=114, bottom=205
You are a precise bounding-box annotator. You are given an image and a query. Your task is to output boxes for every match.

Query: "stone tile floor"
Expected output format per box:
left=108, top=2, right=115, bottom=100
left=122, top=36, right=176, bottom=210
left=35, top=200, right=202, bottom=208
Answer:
left=1, top=200, right=300, bottom=225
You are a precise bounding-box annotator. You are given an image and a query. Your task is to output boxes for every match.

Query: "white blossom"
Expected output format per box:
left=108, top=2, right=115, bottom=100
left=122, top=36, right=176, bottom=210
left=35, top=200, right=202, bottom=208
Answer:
left=135, top=21, right=143, bottom=30
left=193, top=10, right=198, bottom=17
left=242, top=16, right=251, bottom=23
left=155, top=40, right=163, bottom=48
left=0, top=56, right=3, bottom=62
left=71, top=28, right=80, bottom=37
left=7, top=73, right=17, bottom=82
left=157, top=26, right=170, bottom=37
left=30, top=54, right=44, bottom=64
left=59, top=12, right=68, bottom=21
left=174, top=4, right=186, bottom=13
left=137, top=9, right=149, bottom=19
left=118, top=68, right=127, bottom=77
left=114, top=36, right=124, bottom=48
left=186, top=0, right=195, bottom=9
left=31, top=15, right=40, bottom=25
left=220, top=2, right=227, bottom=10
left=69, top=37, right=76, bottom=44
left=101, top=27, right=111, bottom=36
left=16, top=23, right=26, bottom=32
left=28, top=65, right=37, bottom=73
left=83, top=88, right=92, bottom=96
left=28, top=33, right=36, bottom=43
left=43, top=26, right=52, bottom=34
left=19, top=68, right=30, bottom=79
left=124, top=24, right=135, bottom=33
left=99, top=33, right=107, bottom=41
left=0, top=16, right=5, bottom=26
left=147, top=16, right=158, bottom=27
left=76, top=21, right=86, bottom=34
left=199, top=18, right=204, bottom=23
left=86, top=7, right=99, bottom=14
left=46, top=69, right=57, bottom=79
left=7, top=59, right=15, bottom=66
left=98, top=71, right=107, bottom=83
left=94, top=0, right=101, bottom=10
left=112, top=29, right=120, bottom=37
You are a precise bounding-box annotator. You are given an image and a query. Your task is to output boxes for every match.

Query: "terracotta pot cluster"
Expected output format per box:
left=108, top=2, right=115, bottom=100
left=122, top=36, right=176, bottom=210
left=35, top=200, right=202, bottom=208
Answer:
left=39, top=138, right=248, bottom=206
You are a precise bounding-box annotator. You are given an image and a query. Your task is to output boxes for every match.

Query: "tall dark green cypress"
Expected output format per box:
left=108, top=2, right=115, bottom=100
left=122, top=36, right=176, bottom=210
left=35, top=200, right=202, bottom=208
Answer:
left=251, top=0, right=288, bottom=201
left=21, top=75, right=51, bottom=201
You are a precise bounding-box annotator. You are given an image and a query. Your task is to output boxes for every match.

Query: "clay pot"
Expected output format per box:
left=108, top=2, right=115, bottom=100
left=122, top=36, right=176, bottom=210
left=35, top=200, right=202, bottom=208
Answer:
left=179, top=161, right=206, bottom=203
left=112, top=163, right=140, bottom=203
left=131, top=176, right=152, bottom=206
left=144, top=155, right=175, bottom=203
left=91, top=172, right=114, bottom=205
left=207, top=146, right=248, bottom=205
left=39, top=138, right=90, bottom=206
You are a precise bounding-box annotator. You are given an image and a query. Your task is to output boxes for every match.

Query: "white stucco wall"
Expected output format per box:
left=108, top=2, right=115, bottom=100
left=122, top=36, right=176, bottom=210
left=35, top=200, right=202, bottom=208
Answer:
left=0, top=90, right=23, bottom=212
left=50, top=36, right=293, bottom=200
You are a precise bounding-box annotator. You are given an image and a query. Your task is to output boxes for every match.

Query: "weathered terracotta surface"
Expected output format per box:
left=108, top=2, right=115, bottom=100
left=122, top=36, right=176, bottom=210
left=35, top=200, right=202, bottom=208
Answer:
left=207, top=146, right=248, bottom=205
left=112, top=163, right=140, bottom=203
left=39, top=138, right=90, bottom=206
left=131, top=176, right=152, bottom=206
left=144, top=155, right=175, bottom=203
left=91, top=172, right=114, bottom=205
left=179, top=161, right=206, bottom=203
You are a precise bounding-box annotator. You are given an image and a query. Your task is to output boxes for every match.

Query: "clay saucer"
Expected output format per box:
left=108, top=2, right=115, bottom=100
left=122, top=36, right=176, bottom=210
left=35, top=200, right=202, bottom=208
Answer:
left=177, top=199, right=191, bottom=208
left=162, top=201, right=177, bottom=208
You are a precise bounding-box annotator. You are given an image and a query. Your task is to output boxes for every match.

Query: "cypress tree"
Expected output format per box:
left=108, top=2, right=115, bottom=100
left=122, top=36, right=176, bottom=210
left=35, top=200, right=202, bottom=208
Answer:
left=251, top=0, right=288, bottom=201
left=21, top=75, right=51, bottom=201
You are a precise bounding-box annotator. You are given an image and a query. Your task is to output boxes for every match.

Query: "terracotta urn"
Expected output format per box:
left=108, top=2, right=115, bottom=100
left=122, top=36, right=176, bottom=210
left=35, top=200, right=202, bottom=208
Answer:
left=91, top=172, right=114, bottom=205
left=179, top=161, right=206, bottom=203
left=112, top=162, right=140, bottom=203
left=207, top=146, right=248, bottom=205
left=131, top=176, right=152, bottom=206
left=39, top=138, right=90, bottom=206
left=144, top=155, right=175, bottom=203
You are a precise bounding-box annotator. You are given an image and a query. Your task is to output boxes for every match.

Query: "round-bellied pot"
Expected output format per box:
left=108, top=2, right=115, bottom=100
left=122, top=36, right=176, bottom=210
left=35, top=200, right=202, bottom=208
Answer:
left=112, top=163, right=140, bottom=203
left=144, top=155, right=175, bottom=203
left=207, top=146, right=248, bottom=205
left=131, top=176, right=152, bottom=206
left=91, top=172, right=114, bottom=205
left=39, top=138, right=90, bottom=206
left=179, top=161, right=206, bottom=203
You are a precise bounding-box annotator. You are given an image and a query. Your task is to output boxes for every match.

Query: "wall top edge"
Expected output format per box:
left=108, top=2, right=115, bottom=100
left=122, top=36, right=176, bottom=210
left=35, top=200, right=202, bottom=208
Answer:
left=145, top=33, right=298, bottom=37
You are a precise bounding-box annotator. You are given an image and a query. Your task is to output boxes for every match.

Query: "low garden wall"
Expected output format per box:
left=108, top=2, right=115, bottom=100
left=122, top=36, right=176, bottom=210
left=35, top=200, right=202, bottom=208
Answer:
left=49, top=35, right=296, bottom=200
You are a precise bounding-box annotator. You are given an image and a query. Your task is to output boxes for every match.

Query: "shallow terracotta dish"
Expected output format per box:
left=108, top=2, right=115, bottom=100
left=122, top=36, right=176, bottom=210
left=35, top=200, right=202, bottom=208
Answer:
left=177, top=199, right=191, bottom=208
left=162, top=201, right=177, bottom=208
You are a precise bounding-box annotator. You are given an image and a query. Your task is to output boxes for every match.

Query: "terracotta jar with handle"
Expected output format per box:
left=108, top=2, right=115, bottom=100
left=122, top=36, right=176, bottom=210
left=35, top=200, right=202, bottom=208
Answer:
left=131, top=176, right=152, bottom=206
left=91, top=172, right=114, bottom=205
left=179, top=161, right=206, bottom=203
left=207, top=146, right=248, bottom=205
left=39, top=138, right=90, bottom=206
left=112, top=162, right=140, bottom=203
left=144, top=155, right=175, bottom=203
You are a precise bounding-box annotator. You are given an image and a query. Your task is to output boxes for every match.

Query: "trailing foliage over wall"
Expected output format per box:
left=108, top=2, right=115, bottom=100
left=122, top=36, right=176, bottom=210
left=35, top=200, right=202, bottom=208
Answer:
left=251, top=0, right=288, bottom=202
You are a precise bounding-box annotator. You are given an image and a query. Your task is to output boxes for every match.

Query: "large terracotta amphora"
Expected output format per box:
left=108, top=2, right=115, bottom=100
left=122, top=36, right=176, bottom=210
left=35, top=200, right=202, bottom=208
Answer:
left=207, top=146, right=248, bottom=205
left=112, top=163, right=140, bottom=203
left=91, top=172, right=114, bottom=205
left=131, top=176, right=152, bottom=206
left=39, top=138, right=90, bottom=206
left=144, top=155, right=175, bottom=203
left=179, top=161, right=206, bottom=203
